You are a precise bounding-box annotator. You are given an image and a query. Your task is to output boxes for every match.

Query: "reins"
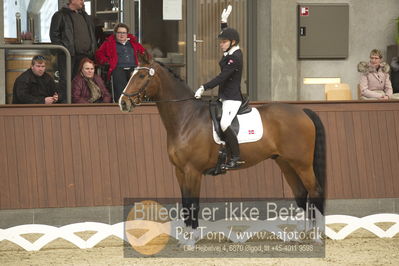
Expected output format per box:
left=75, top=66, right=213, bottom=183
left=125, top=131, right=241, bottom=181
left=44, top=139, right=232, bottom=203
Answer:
left=149, top=97, right=195, bottom=103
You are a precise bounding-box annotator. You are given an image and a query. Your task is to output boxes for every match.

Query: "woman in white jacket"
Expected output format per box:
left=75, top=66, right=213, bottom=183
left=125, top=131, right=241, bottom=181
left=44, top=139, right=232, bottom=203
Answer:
left=358, top=49, right=399, bottom=100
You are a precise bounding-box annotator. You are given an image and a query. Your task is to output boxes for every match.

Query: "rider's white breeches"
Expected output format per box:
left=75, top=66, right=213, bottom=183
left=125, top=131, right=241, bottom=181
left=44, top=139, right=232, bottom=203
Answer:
left=221, top=99, right=241, bottom=132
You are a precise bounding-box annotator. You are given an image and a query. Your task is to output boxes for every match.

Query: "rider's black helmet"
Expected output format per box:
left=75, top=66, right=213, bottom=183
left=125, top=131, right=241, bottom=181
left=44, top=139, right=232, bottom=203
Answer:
left=218, top=28, right=240, bottom=44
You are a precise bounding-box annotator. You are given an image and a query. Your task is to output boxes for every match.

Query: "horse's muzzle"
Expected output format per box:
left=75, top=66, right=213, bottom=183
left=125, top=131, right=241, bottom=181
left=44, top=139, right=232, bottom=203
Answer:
left=119, top=96, right=135, bottom=112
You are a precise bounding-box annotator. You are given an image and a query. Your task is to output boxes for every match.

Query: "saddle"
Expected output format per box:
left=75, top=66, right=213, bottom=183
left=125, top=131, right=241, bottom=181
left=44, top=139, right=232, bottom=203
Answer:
left=209, top=98, right=252, bottom=140
left=204, top=98, right=251, bottom=176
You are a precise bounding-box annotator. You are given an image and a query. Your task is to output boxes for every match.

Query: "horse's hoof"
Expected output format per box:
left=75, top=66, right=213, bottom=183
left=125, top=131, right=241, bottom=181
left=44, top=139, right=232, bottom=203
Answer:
left=175, top=226, right=201, bottom=247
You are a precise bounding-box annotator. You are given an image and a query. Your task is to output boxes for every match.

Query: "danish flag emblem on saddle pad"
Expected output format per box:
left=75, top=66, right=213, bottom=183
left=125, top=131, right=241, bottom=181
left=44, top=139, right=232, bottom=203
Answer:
left=212, top=108, right=264, bottom=145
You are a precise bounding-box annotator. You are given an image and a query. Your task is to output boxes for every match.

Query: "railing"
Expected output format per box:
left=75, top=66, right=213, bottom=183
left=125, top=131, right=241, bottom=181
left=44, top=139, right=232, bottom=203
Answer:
left=0, top=44, right=72, bottom=103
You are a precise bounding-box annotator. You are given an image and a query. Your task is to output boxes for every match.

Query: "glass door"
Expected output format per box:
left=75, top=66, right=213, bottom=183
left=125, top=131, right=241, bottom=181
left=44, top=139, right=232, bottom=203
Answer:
left=136, top=0, right=187, bottom=80
left=132, top=0, right=246, bottom=94
left=192, top=0, right=247, bottom=97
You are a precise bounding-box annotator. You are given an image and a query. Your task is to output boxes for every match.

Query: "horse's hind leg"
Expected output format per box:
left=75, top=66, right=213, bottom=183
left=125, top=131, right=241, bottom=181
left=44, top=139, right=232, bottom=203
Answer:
left=291, top=163, right=325, bottom=236
left=294, top=165, right=324, bottom=215
left=275, top=158, right=308, bottom=210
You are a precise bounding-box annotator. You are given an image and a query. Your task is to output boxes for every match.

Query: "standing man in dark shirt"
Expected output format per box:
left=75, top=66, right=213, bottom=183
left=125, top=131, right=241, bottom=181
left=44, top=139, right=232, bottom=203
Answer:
left=50, top=0, right=96, bottom=102
left=95, top=23, right=146, bottom=102
left=13, top=55, right=59, bottom=104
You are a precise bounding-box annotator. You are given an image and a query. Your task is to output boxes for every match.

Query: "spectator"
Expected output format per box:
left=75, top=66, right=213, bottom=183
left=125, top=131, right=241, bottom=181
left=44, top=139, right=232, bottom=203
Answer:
left=95, top=23, right=146, bottom=102
left=358, top=49, right=399, bottom=100
left=12, top=55, right=59, bottom=104
left=50, top=0, right=96, bottom=102
left=72, top=58, right=112, bottom=103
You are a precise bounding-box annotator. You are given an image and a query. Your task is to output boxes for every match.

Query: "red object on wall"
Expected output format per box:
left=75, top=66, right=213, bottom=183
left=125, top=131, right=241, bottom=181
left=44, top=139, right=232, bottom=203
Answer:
left=300, top=7, right=309, bottom=16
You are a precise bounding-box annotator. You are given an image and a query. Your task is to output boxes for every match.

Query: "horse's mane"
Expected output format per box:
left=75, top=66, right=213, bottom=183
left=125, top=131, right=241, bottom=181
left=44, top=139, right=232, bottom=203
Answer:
left=154, top=60, right=184, bottom=82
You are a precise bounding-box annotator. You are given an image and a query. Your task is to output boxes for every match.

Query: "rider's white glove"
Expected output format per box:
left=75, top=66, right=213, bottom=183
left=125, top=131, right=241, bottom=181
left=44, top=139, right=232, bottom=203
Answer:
left=195, top=86, right=205, bottom=99
left=221, top=5, right=232, bottom=23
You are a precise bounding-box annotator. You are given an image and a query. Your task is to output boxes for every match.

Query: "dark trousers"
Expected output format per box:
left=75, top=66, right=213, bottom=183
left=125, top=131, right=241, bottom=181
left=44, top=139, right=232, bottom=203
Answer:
left=58, top=53, right=90, bottom=103
left=111, top=67, right=135, bottom=102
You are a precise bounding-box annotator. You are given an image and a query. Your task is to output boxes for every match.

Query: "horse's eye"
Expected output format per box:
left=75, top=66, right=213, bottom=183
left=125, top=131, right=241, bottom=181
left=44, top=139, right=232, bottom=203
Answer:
left=139, top=74, right=145, bottom=79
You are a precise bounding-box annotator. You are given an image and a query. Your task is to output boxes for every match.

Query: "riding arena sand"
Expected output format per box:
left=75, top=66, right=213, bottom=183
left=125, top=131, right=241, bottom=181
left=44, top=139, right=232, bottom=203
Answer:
left=1, top=224, right=398, bottom=265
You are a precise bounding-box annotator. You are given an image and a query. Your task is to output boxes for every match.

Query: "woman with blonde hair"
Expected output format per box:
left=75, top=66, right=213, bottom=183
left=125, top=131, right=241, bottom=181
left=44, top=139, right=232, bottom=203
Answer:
left=358, top=49, right=399, bottom=100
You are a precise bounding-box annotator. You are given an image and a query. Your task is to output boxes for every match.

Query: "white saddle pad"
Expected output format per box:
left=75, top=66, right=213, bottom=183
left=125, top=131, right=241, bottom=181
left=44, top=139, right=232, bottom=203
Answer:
left=213, top=107, right=263, bottom=144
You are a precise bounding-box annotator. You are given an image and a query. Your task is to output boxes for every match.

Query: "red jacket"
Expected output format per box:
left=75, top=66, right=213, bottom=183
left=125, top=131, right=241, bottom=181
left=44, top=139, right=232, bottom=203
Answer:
left=95, top=34, right=145, bottom=80
left=72, top=74, right=112, bottom=103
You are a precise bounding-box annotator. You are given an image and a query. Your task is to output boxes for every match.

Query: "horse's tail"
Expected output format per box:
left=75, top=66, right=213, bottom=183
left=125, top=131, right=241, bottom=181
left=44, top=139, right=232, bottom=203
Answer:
left=303, top=108, right=326, bottom=210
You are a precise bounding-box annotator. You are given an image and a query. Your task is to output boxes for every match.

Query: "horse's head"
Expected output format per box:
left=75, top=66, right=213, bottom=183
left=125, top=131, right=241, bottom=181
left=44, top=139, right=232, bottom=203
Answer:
left=119, top=50, right=159, bottom=112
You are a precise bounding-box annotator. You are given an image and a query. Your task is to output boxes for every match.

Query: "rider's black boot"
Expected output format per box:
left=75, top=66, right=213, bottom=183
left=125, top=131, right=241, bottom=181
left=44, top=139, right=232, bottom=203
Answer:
left=223, top=126, right=244, bottom=169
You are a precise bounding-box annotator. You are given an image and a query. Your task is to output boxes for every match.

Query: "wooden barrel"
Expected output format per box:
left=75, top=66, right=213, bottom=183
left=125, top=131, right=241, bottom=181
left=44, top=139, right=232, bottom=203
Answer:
left=6, top=50, right=55, bottom=104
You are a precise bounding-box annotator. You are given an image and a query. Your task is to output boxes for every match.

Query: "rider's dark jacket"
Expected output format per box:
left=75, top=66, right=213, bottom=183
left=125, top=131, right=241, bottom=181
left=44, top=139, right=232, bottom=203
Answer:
left=203, top=22, right=243, bottom=101
left=203, top=46, right=243, bottom=101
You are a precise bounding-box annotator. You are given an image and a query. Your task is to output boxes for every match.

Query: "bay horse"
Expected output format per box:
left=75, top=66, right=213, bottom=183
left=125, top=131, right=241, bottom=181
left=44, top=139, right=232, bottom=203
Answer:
left=119, top=51, right=326, bottom=232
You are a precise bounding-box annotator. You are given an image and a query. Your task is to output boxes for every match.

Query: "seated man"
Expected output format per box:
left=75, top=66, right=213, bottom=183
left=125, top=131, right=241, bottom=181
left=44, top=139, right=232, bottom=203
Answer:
left=12, top=55, right=59, bottom=104
left=358, top=49, right=399, bottom=100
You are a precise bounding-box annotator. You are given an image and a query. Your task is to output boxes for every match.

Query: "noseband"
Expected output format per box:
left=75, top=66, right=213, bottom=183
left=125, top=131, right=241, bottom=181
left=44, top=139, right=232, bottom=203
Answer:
left=122, top=66, right=155, bottom=104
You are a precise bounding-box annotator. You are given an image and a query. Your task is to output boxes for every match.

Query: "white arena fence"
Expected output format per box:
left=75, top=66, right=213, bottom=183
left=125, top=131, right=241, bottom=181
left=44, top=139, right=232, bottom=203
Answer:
left=0, top=214, right=398, bottom=251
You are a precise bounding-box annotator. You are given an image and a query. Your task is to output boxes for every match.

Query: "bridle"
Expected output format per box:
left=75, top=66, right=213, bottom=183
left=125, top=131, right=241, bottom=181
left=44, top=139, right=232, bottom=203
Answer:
left=121, top=66, right=194, bottom=105
left=121, top=66, right=155, bottom=105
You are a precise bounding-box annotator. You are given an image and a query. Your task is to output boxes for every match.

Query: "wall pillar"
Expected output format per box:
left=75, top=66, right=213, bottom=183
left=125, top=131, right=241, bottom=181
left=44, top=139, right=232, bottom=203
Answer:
left=252, top=0, right=271, bottom=101
left=270, top=0, right=298, bottom=100
left=254, top=0, right=298, bottom=101
left=0, top=1, right=5, bottom=104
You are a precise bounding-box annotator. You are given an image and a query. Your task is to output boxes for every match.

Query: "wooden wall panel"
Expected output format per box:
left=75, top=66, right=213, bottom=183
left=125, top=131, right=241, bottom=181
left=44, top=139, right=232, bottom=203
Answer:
left=32, top=116, right=48, bottom=207
left=96, top=115, right=112, bottom=206
left=87, top=115, right=103, bottom=206
left=392, top=111, right=399, bottom=195
left=114, top=114, right=131, bottom=202
left=41, top=116, right=56, bottom=207
left=14, top=117, right=30, bottom=208
left=0, top=117, right=10, bottom=208
left=1, top=102, right=399, bottom=210
left=123, top=115, right=139, bottom=200
left=60, top=116, right=76, bottom=207
left=343, top=112, right=360, bottom=198
left=378, top=111, right=394, bottom=197
left=361, top=112, right=377, bottom=197
left=326, top=112, right=343, bottom=197
left=132, top=115, right=148, bottom=198
left=104, top=115, right=121, bottom=205
left=52, top=118, right=67, bottom=207
left=385, top=111, right=399, bottom=197
left=77, top=115, right=94, bottom=206
left=4, top=117, right=20, bottom=207
left=69, top=115, right=85, bottom=206
left=352, top=112, right=368, bottom=198
left=142, top=114, right=158, bottom=198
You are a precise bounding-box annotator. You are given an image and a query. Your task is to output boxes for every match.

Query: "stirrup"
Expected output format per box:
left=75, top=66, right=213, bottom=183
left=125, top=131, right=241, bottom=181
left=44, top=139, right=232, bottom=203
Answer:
left=223, top=158, right=245, bottom=170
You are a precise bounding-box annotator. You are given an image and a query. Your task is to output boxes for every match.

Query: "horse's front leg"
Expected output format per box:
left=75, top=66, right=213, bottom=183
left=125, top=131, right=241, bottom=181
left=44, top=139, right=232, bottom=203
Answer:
left=175, top=167, right=202, bottom=228
left=175, top=167, right=203, bottom=244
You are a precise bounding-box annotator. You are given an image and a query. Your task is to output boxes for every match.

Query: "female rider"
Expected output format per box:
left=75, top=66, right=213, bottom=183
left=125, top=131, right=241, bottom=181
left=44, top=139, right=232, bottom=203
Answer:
left=195, top=5, right=244, bottom=169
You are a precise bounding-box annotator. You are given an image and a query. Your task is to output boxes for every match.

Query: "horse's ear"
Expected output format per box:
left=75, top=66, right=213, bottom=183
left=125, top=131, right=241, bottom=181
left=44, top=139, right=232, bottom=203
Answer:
left=138, top=49, right=153, bottom=65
